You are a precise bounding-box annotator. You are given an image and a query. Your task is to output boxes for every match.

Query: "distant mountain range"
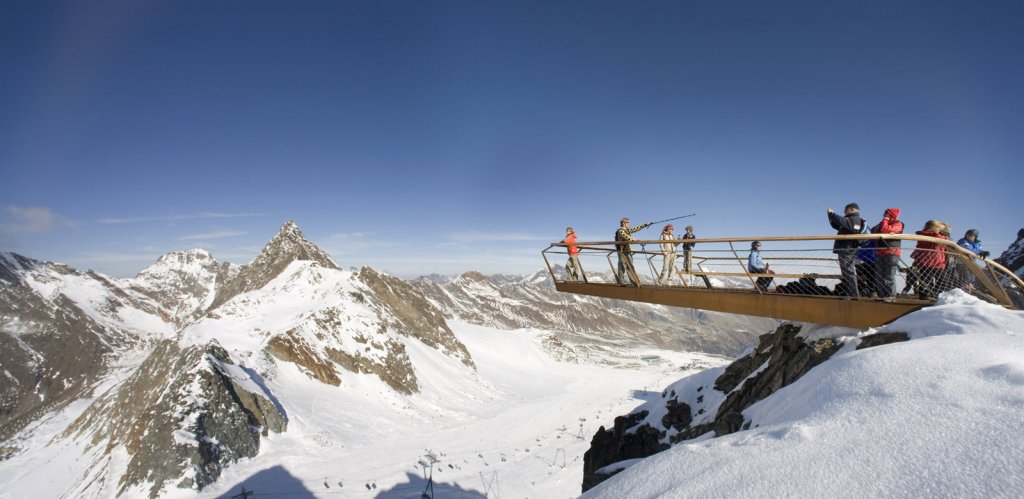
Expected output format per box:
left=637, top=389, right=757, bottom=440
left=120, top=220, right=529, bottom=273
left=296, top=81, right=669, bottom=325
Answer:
left=0, top=220, right=770, bottom=496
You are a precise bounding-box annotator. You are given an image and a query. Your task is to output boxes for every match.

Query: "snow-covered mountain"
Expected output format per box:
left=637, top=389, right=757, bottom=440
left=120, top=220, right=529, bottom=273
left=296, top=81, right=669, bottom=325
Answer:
left=11, top=220, right=1016, bottom=497
left=205, top=220, right=337, bottom=311
left=1, top=220, right=761, bottom=497
left=581, top=290, right=1024, bottom=497
left=126, top=249, right=239, bottom=327
left=0, top=252, right=170, bottom=443
left=996, top=227, right=1024, bottom=277
left=411, top=269, right=772, bottom=361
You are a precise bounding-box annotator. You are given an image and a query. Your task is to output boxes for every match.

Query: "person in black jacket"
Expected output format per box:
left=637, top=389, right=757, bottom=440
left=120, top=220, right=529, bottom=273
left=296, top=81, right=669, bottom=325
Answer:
left=828, top=203, right=864, bottom=297
left=681, top=225, right=696, bottom=273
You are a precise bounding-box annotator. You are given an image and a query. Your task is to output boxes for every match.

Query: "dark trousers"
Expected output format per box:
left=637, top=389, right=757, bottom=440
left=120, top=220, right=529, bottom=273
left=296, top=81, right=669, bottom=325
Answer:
left=876, top=254, right=899, bottom=298
left=837, top=252, right=859, bottom=297
left=755, top=270, right=775, bottom=292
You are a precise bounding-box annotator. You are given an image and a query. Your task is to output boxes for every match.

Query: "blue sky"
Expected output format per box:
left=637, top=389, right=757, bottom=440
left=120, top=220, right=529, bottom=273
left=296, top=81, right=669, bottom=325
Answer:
left=1, top=1, right=1021, bottom=277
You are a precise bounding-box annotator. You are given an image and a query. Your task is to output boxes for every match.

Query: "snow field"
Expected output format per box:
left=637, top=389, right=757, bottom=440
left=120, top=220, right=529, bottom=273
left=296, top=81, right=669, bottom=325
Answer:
left=585, top=292, right=1024, bottom=499
left=187, top=321, right=724, bottom=499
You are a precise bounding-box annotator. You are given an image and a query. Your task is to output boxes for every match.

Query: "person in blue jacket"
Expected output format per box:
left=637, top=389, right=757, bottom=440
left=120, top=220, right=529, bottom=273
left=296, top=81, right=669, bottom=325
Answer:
left=748, top=241, right=774, bottom=292
left=958, top=229, right=990, bottom=259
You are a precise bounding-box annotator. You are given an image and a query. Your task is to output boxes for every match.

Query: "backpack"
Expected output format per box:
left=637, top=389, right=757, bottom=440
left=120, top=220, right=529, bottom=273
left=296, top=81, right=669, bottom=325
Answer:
left=855, top=220, right=874, bottom=262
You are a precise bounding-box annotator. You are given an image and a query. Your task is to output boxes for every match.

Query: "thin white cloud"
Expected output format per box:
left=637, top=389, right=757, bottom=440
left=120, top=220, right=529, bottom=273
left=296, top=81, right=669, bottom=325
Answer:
left=177, top=230, right=247, bottom=241
left=1, top=205, right=75, bottom=232
left=96, top=212, right=263, bottom=224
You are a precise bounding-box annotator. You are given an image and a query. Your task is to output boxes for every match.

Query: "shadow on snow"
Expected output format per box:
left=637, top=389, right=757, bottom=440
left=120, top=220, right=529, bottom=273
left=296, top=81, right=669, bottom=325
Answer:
left=374, top=472, right=487, bottom=498
left=216, top=466, right=314, bottom=498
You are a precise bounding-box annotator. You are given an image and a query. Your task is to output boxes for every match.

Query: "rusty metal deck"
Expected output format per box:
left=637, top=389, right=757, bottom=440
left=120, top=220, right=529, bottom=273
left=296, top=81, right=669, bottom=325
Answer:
left=555, top=281, right=927, bottom=329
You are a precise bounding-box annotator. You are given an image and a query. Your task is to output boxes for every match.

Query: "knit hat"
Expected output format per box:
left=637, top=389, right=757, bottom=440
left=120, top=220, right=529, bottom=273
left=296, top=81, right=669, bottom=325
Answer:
left=664, top=224, right=674, bottom=231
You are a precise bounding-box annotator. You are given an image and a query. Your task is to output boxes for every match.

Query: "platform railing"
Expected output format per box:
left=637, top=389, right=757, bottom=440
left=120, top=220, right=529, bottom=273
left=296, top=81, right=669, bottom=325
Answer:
left=542, top=234, right=1024, bottom=310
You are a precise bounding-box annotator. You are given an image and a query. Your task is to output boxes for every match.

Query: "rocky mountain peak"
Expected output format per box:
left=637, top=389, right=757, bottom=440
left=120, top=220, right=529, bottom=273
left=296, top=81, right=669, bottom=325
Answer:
left=457, top=271, right=489, bottom=283
left=206, top=220, right=338, bottom=312
left=137, top=249, right=218, bottom=278
left=995, top=227, right=1024, bottom=276
left=251, top=220, right=339, bottom=272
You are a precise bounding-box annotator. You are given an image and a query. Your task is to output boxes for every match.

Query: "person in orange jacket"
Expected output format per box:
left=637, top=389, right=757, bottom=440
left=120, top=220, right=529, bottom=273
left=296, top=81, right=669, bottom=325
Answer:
left=562, top=227, right=583, bottom=282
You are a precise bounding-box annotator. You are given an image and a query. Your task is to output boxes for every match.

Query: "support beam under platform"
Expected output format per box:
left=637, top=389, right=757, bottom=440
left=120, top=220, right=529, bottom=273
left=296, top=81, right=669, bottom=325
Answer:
left=554, top=282, right=926, bottom=329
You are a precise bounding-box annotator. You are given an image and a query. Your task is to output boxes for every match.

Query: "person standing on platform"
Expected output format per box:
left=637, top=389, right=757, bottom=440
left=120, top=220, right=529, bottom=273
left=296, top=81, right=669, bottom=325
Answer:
left=828, top=203, right=864, bottom=297
left=562, top=227, right=583, bottom=282
left=615, top=217, right=651, bottom=286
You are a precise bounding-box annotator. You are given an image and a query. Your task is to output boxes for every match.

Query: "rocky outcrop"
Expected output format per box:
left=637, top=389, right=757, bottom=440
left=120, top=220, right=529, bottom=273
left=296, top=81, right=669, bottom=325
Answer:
left=712, top=324, right=841, bottom=433
left=65, top=340, right=286, bottom=497
left=207, top=221, right=338, bottom=311
left=582, top=411, right=668, bottom=491
left=856, top=331, right=909, bottom=350
left=995, top=228, right=1024, bottom=276
left=265, top=332, right=341, bottom=386
left=358, top=267, right=473, bottom=368
left=326, top=339, right=418, bottom=395
left=581, top=323, right=916, bottom=492
left=0, top=253, right=141, bottom=442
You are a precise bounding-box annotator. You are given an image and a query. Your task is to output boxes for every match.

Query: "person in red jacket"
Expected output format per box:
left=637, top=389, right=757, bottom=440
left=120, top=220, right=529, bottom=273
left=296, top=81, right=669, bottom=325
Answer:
left=562, top=227, right=584, bottom=282
left=872, top=208, right=904, bottom=298
left=910, top=220, right=948, bottom=299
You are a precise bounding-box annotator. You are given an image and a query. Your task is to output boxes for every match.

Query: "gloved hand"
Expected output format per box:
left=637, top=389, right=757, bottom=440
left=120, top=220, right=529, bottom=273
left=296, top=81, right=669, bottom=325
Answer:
left=979, top=251, right=991, bottom=259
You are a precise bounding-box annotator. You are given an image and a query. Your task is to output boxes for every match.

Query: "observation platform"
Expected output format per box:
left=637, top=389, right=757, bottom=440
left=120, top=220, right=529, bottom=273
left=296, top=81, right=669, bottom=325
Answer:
left=542, top=234, right=1023, bottom=329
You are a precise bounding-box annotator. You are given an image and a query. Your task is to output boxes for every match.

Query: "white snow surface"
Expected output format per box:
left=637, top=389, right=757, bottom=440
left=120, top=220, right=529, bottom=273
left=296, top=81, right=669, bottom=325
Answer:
left=18, top=260, right=172, bottom=337
left=0, top=318, right=722, bottom=499
left=585, top=291, right=1024, bottom=499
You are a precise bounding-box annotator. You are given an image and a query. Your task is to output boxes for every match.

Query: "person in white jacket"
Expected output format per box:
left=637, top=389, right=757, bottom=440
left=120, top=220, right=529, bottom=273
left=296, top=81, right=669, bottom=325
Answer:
left=658, top=224, right=681, bottom=285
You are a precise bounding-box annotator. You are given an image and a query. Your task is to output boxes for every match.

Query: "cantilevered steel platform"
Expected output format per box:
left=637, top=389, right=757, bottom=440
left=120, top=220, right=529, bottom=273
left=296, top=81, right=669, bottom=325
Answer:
left=555, top=281, right=928, bottom=329
left=543, top=233, right=1023, bottom=329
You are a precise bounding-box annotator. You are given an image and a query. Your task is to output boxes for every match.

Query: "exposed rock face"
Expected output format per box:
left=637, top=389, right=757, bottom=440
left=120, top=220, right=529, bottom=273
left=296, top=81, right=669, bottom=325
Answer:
left=358, top=267, right=473, bottom=368
left=207, top=220, right=338, bottom=311
left=581, top=323, right=897, bottom=492
left=582, top=411, right=667, bottom=491
left=65, top=340, right=285, bottom=497
left=995, top=228, right=1024, bottom=276
left=712, top=324, right=841, bottom=430
left=411, top=270, right=770, bottom=360
left=0, top=253, right=150, bottom=442
left=857, top=331, right=909, bottom=350
left=127, top=249, right=238, bottom=327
